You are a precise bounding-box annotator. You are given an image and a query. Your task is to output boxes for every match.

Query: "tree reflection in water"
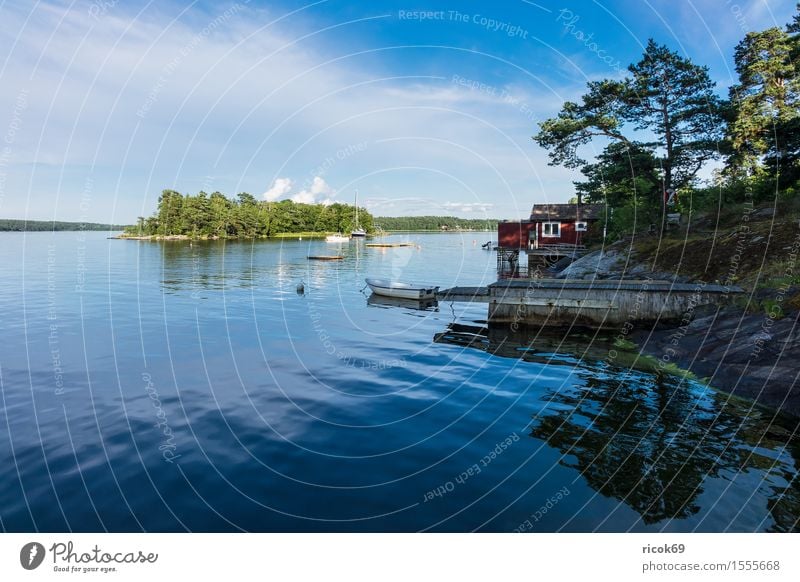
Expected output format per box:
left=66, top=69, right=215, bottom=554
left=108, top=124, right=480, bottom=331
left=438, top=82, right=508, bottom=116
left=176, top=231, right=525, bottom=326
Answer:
left=434, top=323, right=800, bottom=531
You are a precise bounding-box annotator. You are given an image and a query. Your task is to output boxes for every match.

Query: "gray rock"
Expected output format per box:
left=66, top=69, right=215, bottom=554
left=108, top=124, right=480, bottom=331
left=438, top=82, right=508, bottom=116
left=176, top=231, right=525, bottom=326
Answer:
left=750, top=331, right=772, bottom=344
left=555, top=249, right=625, bottom=280
left=752, top=207, right=775, bottom=218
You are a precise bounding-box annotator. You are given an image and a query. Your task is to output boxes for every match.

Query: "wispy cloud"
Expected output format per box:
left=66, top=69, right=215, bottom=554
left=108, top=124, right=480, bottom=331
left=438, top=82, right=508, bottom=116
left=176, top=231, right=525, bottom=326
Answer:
left=0, top=1, right=592, bottom=221
left=3, top=0, right=781, bottom=221
left=442, top=201, right=494, bottom=213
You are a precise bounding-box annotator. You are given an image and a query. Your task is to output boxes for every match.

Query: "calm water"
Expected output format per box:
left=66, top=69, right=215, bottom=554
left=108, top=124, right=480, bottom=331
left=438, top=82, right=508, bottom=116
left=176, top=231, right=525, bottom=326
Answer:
left=0, top=231, right=798, bottom=532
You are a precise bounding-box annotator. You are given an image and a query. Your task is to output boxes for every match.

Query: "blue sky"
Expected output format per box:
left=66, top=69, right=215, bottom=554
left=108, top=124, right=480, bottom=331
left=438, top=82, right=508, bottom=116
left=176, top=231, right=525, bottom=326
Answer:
left=0, top=0, right=796, bottom=222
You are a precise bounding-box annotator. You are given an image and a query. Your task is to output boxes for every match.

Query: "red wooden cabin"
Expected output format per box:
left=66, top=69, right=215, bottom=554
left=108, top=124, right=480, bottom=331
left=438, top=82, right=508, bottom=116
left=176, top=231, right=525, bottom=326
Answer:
left=497, top=203, right=605, bottom=250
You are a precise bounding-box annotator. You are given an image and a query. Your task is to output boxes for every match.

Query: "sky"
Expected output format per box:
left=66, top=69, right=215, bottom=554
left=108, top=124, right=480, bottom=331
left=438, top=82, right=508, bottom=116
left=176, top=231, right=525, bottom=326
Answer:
left=0, top=0, right=796, bottom=223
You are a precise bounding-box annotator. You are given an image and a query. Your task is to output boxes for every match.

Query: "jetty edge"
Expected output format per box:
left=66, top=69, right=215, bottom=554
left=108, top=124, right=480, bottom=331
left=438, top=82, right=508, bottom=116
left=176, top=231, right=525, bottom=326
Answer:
left=438, top=279, right=742, bottom=328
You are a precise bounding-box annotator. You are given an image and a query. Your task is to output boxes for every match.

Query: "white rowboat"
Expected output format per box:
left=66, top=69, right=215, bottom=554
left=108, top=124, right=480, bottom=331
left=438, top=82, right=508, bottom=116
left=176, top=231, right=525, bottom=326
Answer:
left=365, top=278, right=439, bottom=300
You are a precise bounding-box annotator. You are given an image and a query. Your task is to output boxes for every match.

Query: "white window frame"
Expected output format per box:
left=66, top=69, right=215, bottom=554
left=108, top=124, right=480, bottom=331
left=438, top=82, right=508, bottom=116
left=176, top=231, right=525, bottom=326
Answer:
left=575, top=221, right=588, bottom=232
left=542, top=222, right=561, bottom=238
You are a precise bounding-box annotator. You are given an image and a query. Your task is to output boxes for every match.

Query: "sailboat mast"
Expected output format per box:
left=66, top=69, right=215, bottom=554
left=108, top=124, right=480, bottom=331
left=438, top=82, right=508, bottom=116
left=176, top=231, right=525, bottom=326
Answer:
left=350, top=189, right=366, bottom=236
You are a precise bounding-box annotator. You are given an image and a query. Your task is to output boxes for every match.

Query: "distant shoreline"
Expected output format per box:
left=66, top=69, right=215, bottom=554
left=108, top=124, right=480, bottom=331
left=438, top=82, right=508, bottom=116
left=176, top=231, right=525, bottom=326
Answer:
left=0, top=219, right=128, bottom=232
left=113, top=230, right=493, bottom=241
left=0, top=218, right=496, bottom=236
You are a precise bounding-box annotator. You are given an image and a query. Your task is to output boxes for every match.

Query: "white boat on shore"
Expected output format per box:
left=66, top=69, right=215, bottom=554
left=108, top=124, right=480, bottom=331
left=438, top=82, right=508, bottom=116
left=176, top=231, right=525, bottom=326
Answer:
left=365, top=278, right=439, bottom=300
left=325, top=233, right=350, bottom=243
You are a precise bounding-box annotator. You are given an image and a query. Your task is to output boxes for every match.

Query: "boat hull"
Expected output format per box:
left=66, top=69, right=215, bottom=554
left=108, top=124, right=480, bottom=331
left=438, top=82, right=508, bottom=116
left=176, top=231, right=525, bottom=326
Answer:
left=365, top=278, right=438, bottom=300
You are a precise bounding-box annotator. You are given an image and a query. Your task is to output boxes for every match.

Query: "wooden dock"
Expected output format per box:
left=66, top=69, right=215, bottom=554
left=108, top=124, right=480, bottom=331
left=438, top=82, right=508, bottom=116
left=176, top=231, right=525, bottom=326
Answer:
left=437, top=279, right=743, bottom=328
left=437, top=286, right=491, bottom=302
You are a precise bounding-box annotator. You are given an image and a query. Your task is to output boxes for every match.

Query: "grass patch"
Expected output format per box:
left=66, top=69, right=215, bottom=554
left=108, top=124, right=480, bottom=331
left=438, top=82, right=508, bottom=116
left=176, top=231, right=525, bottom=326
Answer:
left=613, top=338, right=638, bottom=351
left=761, top=298, right=785, bottom=320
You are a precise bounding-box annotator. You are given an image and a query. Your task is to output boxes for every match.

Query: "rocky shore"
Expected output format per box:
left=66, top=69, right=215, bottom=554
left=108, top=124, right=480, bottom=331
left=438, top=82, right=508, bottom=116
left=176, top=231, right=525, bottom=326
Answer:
left=547, top=238, right=800, bottom=417
left=633, top=303, right=800, bottom=417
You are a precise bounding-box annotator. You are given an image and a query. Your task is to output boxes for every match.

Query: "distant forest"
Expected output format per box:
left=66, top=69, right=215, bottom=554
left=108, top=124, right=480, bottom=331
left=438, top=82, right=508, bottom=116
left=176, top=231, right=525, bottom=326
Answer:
left=375, top=216, right=498, bottom=231
left=127, top=190, right=376, bottom=238
left=0, top=219, right=127, bottom=232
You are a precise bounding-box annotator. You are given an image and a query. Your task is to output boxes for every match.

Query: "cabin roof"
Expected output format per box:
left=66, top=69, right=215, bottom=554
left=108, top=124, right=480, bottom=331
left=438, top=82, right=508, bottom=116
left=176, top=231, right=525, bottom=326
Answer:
left=530, top=203, right=605, bottom=221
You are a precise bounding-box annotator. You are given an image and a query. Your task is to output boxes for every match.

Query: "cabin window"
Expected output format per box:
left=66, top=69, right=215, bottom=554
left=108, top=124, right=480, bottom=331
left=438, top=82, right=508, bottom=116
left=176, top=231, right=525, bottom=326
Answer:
left=575, top=221, right=588, bottom=232
left=542, top=222, right=561, bottom=237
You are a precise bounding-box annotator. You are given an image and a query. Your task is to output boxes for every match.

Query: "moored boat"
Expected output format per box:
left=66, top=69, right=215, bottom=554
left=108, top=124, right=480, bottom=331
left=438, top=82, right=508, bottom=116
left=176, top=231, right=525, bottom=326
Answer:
left=365, top=277, right=438, bottom=300
left=351, top=190, right=367, bottom=237
left=325, top=233, right=350, bottom=243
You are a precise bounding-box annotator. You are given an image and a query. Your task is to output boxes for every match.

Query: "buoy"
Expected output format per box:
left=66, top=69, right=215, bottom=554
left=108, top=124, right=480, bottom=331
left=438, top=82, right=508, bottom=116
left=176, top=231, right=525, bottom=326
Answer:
left=296, top=280, right=305, bottom=294
left=299, top=237, right=302, bottom=241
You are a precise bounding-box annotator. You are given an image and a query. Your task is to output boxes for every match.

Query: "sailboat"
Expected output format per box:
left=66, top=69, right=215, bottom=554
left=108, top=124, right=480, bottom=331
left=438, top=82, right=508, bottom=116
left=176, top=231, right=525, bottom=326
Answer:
left=351, top=190, right=366, bottom=237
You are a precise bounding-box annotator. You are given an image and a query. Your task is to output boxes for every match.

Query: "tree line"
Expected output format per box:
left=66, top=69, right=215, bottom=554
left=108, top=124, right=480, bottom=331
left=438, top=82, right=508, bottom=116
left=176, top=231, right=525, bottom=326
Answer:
left=375, top=216, right=498, bottom=231
left=534, top=7, right=800, bottom=238
left=0, top=219, right=128, bottom=231
left=127, top=190, right=375, bottom=238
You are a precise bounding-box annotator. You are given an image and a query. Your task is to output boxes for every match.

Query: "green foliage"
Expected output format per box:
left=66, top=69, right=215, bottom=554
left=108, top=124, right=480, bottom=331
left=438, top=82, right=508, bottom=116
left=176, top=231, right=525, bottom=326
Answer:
left=534, top=79, right=630, bottom=169
left=761, top=298, right=785, bottom=320
left=126, top=190, right=376, bottom=238
left=727, top=27, right=799, bottom=175
left=575, top=142, right=663, bottom=238
left=535, top=39, right=724, bottom=199
left=374, top=216, right=498, bottom=231
left=626, top=40, right=725, bottom=192
left=613, top=338, right=638, bottom=351
left=718, top=8, right=800, bottom=201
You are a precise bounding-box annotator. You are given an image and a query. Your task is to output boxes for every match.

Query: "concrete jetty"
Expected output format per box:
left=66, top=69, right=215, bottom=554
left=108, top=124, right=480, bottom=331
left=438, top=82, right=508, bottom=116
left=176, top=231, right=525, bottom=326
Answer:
left=438, top=279, right=743, bottom=328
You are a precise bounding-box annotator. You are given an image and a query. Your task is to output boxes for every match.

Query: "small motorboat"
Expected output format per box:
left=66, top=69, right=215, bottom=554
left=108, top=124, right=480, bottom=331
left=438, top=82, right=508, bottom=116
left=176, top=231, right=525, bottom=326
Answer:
left=365, top=277, right=438, bottom=300
left=308, top=255, right=344, bottom=261
left=325, top=233, right=350, bottom=243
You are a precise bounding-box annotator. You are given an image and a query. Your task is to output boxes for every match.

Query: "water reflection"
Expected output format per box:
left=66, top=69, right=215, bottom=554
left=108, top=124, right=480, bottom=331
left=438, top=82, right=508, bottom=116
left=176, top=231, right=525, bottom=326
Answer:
left=434, top=322, right=613, bottom=367
left=158, top=239, right=309, bottom=295
left=435, top=323, right=800, bottom=531
left=159, top=239, right=251, bottom=293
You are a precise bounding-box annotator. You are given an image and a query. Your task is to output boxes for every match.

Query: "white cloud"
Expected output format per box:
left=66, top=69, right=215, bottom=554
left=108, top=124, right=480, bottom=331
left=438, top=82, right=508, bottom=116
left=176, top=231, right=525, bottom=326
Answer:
left=442, top=202, right=495, bottom=214
left=262, top=177, right=293, bottom=201
left=291, top=176, right=335, bottom=205
left=262, top=175, right=335, bottom=205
